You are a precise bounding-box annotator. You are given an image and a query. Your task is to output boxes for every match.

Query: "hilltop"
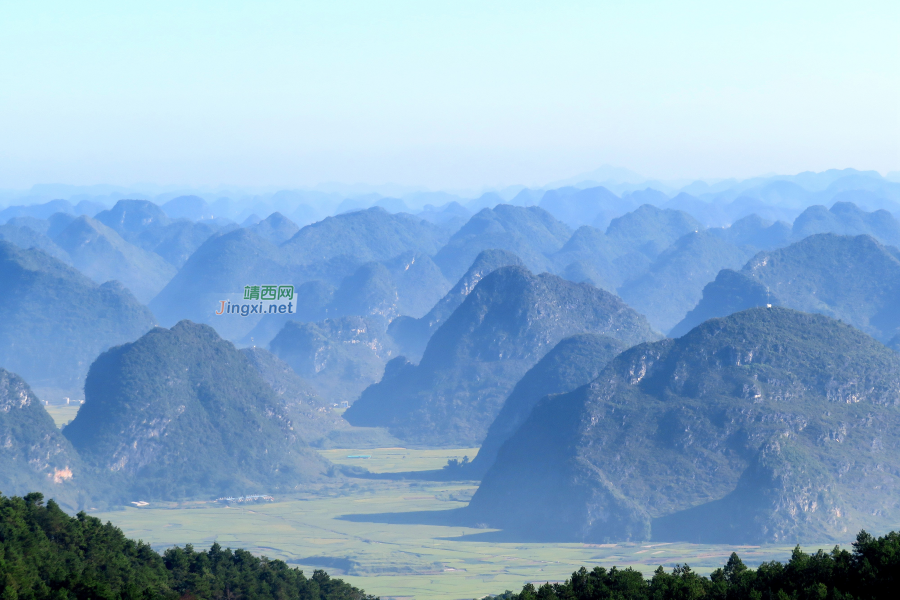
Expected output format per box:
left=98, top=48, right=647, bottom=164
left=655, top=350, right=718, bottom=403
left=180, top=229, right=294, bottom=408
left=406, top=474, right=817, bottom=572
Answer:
left=468, top=307, right=900, bottom=543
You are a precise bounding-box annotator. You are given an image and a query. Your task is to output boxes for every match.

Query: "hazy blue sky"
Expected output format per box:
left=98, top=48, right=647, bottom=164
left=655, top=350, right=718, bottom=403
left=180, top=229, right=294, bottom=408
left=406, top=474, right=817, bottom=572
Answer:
left=1, top=1, right=897, bottom=190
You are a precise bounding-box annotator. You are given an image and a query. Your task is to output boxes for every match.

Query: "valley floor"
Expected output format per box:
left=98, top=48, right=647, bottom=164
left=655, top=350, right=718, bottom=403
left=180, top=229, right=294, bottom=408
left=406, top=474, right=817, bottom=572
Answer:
left=90, top=447, right=850, bottom=600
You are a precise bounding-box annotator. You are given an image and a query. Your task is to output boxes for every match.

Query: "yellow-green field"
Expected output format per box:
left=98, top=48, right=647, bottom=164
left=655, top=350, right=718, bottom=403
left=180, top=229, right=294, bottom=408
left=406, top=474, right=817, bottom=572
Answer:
left=319, top=447, right=480, bottom=473
left=91, top=449, right=848, bottom=600
left=45, top=404, right=81, bottom=428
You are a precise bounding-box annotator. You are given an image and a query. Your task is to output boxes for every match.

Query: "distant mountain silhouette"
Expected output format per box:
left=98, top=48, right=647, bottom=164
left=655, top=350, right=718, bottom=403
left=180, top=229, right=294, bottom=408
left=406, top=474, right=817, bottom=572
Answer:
left=0, top=241, right=156, bottom=391
left=433, top=205, right=571, bottom=281
left=269, top=316, right=399, bottom=406
left=53, top=215, right=177, bottom=303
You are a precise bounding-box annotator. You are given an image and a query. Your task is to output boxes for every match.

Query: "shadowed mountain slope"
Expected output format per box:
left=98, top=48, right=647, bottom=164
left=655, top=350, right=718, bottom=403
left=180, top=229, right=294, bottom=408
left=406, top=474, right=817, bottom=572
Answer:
left=0, top=241, right=156, bottom=390
left=468, top=308, right=900, bottom=544
left=465, top=333, right=628, bottom=478
left=344, top=266, right=659, bottom=446
left=64, top=321, right=330, bottom=501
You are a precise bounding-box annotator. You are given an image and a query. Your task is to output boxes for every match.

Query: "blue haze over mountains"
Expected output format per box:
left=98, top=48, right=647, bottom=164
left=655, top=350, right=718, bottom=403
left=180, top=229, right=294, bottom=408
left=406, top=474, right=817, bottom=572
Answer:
left=5, top=167, right=900, bottom=542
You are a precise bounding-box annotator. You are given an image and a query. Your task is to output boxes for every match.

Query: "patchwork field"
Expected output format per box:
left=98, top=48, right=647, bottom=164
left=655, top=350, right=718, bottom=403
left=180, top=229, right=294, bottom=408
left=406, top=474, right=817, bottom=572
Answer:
left=91, top=448, right=852, bottom=600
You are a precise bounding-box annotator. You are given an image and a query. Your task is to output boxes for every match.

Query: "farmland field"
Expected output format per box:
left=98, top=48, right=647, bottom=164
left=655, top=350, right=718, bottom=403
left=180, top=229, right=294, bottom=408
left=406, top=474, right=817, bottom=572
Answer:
left=90, top=448, right=851, bottom=600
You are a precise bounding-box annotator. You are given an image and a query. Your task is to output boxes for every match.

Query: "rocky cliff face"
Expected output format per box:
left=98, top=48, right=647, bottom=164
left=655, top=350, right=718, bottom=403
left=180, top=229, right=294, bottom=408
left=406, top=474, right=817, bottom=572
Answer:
left=468, top=307, right=900, bottom=544
left=0, top=369, right=86, bottom=510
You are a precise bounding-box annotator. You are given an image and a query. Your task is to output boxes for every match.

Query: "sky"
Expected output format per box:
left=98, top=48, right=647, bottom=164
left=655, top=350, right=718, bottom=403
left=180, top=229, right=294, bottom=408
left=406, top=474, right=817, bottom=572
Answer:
left=1, top=0, right=898, bottom=191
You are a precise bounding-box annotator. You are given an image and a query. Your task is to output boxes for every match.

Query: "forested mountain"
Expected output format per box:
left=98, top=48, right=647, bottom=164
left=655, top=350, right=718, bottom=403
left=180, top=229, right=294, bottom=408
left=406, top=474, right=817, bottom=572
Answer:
left=95, top=199, right=229, bottom=268
left=53, top=215, right=177, bottom=303
left=388, top=249, right=524, bottom=359
left=344, top=266, right=659, bottom=446
left=0, top=493, right=374, bottom=600
left=498, top=530, right=900, bottom=600
left=0, top=370, right=86, bottom=510
left=248, top=211, right=300, bottom=244
left=466, top=334, right=628, bottom=477
left=433, top=205, right=571, bottom=281
left=63, top=321, right=330, bottom=501
left=269, top=316, right=398, bottom=406
left=0, top=221, right=71, bottom=263
left=468, top=308, right=900, bottom=544
left=671, top=233, right=900, bottom=341
left=0, top=241, right=156, bottom=392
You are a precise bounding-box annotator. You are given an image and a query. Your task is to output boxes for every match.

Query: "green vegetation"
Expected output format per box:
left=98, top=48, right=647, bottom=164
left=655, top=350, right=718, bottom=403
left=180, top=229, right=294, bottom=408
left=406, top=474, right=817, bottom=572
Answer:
left=0, top=492, right=374, bottom=600
left=87, top=455, right=835, bottom=600
left=470, top=307, right=900, bottom=543
left=499, top=530, right=900, bottom=599
left=63, top=321, right=330, bottom=501
left=345, top=266, right=660, bottom=447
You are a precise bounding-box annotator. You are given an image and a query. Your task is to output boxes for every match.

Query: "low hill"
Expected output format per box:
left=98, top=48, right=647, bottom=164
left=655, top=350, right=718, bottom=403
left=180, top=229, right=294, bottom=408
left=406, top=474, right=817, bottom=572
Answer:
left=63, top=321, right=330, bottom=500
left=0, top=370, right=86, bottom=510
left=468, top=307, right=900, bottom=543
left=433, top=205, right=571, bottom=281
left=0, top=241, right=156, bottom=391
left=466, top=333, right=628, bottom=477
left=344, top=266, right=659, bottom=446
left=388, top=249, right=524, bottom=359
left=671, top=233, right=900, bottom=342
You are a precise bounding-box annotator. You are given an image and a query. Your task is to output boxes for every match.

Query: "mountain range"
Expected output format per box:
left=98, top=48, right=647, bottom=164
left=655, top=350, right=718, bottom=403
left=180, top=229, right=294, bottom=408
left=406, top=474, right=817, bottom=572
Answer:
left=468, top=307, right=900, bottom=543
left=344, top=266, right=660, bottom=446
